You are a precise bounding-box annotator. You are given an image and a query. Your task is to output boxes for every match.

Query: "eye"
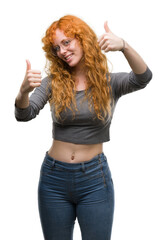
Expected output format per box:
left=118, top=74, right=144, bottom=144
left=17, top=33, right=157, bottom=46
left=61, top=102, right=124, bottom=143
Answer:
left=63, top=40, right=71, bottom=46
left=54, top=46, right=60, bottom=52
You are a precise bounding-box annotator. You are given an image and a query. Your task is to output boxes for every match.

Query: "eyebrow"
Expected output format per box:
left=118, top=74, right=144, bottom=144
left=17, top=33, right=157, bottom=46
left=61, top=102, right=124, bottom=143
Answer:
left=54, top=38, right=70, bottom=46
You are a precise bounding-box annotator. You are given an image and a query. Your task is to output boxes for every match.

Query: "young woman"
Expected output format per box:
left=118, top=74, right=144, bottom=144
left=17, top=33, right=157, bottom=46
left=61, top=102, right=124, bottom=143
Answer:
left=14, top=15, right=152, bottom=240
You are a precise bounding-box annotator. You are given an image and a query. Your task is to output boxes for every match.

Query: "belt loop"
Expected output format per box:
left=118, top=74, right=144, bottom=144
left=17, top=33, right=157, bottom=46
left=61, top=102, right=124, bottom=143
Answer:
left=51, top=160, right=56, bottom=170
left=81, top=162, right=85, bottom=173
left=98, top=153, right=101, bottom=164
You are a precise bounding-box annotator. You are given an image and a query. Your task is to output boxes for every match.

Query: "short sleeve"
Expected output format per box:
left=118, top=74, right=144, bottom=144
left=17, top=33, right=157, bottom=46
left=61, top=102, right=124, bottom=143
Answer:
left=14, top=76, right=51, bottom=121
left=110, top=66, right=153, bottom=101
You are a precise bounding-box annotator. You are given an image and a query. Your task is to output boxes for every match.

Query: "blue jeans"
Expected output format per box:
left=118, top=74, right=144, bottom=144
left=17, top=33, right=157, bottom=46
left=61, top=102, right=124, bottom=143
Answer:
left=38, top=151, right=115, bottom=240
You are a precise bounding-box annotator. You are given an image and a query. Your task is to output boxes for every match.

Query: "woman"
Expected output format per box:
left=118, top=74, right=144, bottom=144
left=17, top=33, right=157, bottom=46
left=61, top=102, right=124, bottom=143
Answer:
left=14, top=15, right=152, bottom=240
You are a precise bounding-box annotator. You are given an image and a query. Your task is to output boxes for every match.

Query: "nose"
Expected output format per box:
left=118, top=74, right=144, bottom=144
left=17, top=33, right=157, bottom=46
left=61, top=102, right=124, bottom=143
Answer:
left=59, top=46, right=67, bottom=55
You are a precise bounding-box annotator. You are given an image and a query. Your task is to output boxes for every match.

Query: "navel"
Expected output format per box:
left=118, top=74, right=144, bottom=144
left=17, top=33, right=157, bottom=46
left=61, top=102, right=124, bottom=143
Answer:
left=71, top=152, right=75, bottom=160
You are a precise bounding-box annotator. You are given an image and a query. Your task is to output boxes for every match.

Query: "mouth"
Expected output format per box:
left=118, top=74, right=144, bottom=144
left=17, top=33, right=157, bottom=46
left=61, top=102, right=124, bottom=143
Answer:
left=64, top=54, right=73, bottom=62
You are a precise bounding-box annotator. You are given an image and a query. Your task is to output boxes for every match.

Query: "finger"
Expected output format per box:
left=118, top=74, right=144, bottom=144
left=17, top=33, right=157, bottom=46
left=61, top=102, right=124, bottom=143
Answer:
left=29, top=82, right=41, bottom=88
left=98, top=37, right=108, bottom=47
left=27, top=69, right=41, bottom=74
left=104, top=21, right=112, bottom=33
left=104, top=46, right=110, bottom=53
left=97, top=34, right=105, bottom=43
left=28, top=78, right=42, bottom=82
left=26, top=59, right=31, bottom=72
left=98, top=33, right=111, bottom=44
left=27, top=73, right=42, bottom=78
left=100, top=41, right=110, bottom=51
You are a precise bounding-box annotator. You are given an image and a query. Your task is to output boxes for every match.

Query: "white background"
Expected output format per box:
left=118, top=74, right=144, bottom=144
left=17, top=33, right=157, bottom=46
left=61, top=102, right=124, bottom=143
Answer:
left=0, top=0, right=166, bottom=239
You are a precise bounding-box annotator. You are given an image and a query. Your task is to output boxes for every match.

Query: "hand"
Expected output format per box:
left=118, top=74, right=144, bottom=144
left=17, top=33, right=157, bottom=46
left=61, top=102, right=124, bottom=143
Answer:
left=20, top=60, right=42, bottom=94
left=97, top=21, right=124, bottom=52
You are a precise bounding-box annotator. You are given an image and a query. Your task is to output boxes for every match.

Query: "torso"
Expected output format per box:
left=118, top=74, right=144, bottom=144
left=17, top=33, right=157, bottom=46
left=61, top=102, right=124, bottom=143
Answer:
left=48, top=74, right=103, bottom=163
left=48, top=140, right=103, bottom=163
left=48, top=77, right=103, bottom=163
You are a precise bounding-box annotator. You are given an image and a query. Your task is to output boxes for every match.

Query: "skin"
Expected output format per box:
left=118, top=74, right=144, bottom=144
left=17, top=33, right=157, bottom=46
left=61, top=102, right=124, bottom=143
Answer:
left=53, top=29, right=84, bottom=70
left=15, top=21, right=148, bottom=163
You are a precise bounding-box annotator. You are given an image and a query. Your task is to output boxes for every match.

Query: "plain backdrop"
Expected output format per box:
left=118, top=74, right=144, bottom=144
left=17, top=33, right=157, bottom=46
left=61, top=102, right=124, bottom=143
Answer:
left=0, top=0, right=166, bottom=239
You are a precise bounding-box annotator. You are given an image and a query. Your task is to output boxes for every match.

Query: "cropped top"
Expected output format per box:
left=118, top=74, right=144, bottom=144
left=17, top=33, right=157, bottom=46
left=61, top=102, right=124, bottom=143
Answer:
left=14, top=66, right=152, bottom=144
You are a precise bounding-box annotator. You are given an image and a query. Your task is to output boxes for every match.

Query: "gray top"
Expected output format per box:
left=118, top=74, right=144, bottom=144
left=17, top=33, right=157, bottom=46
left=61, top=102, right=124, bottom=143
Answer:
left=14, top=66, right=152, bottom=144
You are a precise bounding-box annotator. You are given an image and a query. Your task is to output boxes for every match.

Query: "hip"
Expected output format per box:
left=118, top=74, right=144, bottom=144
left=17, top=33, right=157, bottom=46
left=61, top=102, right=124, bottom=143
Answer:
left=39, top=151, right=114, bottom=199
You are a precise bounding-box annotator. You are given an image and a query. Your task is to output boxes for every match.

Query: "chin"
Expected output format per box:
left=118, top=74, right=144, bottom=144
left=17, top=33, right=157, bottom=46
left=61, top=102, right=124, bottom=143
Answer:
left=68, top=61, right=78, bottom=67
left=68, top=58, right=83, bottom=68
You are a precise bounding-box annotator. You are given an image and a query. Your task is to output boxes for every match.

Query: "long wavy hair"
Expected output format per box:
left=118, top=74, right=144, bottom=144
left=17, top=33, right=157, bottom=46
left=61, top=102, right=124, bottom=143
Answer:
left=41, top=15, right=114, bottom=123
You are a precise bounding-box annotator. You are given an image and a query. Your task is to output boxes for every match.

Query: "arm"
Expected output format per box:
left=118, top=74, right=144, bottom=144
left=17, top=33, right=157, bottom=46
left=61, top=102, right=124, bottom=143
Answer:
left=110, top=66, right=152, bottom=101
left=15, top=91, right=29, bottom=109
left=14, top=59, right=51, bottom=121
left=120, top=41, right=147, bottom=74
left=14, top=76, right=51, bottom=121
left=98, top=21, right=153, bottom=99
left=98, top=21, right=151, bottom=74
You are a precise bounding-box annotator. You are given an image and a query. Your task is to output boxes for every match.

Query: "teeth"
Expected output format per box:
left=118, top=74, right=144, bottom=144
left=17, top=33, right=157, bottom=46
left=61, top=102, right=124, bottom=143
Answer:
left=66, top=54, right=72, bottom=60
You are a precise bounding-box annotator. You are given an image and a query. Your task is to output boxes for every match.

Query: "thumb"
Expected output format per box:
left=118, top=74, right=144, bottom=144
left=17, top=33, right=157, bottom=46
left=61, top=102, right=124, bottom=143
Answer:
left=104, top=21, right=112, bottom=33
left=26, top=59, right=31, bottom=72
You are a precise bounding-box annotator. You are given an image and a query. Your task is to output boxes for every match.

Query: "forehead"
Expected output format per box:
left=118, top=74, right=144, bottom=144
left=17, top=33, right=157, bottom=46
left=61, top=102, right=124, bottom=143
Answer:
left=53, top=29, right=68, bottom=44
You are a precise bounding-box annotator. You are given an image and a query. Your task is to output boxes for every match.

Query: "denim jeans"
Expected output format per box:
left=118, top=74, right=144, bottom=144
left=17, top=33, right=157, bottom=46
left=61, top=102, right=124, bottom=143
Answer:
left=38, top=151, right=115, bottom=240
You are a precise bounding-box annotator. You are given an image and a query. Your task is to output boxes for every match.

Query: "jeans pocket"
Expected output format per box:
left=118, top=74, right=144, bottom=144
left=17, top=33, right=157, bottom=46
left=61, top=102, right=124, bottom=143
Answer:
left=40, top=159, right=55, bottom=176
left=85, top=164, right=103, bottom=181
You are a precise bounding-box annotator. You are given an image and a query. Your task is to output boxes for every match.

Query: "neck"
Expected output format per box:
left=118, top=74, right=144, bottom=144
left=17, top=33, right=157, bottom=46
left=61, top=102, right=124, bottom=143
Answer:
left=71, top=57, right=86, bottom=77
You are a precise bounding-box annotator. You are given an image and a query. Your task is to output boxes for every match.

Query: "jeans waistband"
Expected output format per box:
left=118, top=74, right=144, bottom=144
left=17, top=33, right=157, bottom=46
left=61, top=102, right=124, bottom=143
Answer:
left=44, top=151, right=107, bottom=172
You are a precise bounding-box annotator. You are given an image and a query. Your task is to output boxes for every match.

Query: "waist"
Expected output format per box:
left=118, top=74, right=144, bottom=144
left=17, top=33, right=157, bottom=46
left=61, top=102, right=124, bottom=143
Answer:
left=48, top=139, right=103, bottom=163
left=44, top=151, right=107, bottom=171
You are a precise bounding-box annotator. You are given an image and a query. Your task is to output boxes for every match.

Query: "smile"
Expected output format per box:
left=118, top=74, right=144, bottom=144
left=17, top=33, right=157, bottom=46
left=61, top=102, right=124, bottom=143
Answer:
left=65, top=54, right=73, bottom=61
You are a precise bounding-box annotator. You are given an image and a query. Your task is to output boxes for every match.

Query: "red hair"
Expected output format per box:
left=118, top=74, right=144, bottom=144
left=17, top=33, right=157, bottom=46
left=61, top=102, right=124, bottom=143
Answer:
left=42, top=15, right=114, bottom=123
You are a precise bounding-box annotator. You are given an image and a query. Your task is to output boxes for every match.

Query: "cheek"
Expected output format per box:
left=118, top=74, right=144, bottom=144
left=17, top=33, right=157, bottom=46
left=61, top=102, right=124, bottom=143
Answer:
left=77, top=46, right=83, bottom=58
left=57, top=53, right=63, bottom=60
left=80, top=48, right=84, bottom=57
left=73, top=41, right=83, bottom=56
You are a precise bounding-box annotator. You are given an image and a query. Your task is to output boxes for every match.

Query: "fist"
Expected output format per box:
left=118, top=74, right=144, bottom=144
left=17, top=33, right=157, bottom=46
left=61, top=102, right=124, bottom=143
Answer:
left=97, top=21, right=124, bottom=52
left=20, top=60, right=42, bottom=94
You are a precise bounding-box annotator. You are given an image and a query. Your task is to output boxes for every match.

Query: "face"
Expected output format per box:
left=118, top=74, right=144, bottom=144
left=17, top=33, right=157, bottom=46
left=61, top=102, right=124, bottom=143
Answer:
left=53, top=29, right=84, bottom=68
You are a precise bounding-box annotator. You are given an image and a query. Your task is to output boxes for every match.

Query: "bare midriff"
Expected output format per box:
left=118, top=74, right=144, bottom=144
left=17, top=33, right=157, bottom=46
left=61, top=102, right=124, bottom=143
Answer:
left=48, top=139, right=103, bottom=163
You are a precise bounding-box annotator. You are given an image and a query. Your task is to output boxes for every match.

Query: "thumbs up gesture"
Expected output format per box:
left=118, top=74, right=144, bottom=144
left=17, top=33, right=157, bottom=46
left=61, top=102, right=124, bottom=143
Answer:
left=97, top=21, right=124, bottom=52
left=20, top=60, right=42, bottom=94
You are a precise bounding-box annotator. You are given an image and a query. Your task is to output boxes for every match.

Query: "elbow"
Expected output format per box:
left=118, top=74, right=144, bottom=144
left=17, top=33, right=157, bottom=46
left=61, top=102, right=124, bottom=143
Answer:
left=143, top=68, right=153, bottom=89
left=14, top=103, right=37, bottom=122
left=147, top=67, right=153, bottom=83
left=15, top=116, right=32, bottom=122
left=137, top=66, right=153, bottom=89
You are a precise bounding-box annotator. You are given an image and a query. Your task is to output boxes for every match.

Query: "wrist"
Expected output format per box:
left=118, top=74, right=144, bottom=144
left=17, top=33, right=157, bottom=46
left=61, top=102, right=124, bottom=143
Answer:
left=19, top=86, right=29, bottom=96
left=18, top=90, right=29, bottom=101
left=15, top=91, right=29, bottom=109
left=119, top=38, right=126, bottom=53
